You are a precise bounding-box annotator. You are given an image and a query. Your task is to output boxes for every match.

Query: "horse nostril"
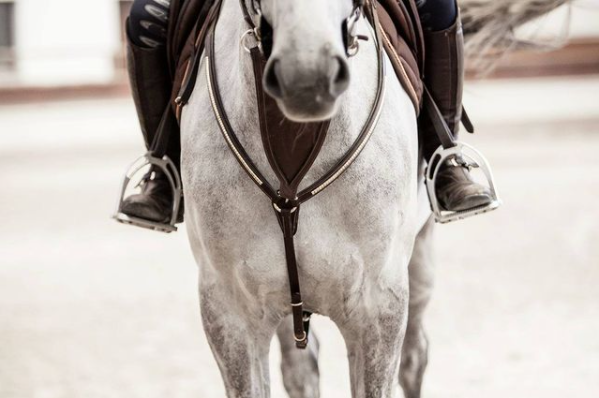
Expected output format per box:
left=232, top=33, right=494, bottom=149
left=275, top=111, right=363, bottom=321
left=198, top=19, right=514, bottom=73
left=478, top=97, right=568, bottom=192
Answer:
left=329, top=56, right=350, bottom=97
left=263, top=59, right=284, bottom=99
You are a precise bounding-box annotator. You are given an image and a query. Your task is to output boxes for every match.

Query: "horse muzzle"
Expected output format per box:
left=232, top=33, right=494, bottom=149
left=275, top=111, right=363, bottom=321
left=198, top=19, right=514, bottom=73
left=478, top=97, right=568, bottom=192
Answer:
left=263, top=52, right=350, bottom=122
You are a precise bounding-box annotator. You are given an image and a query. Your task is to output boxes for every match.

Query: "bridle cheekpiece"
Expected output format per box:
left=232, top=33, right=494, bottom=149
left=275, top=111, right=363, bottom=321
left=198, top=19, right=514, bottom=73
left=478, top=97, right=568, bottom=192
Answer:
left=240, top=0, right=369, bottom=58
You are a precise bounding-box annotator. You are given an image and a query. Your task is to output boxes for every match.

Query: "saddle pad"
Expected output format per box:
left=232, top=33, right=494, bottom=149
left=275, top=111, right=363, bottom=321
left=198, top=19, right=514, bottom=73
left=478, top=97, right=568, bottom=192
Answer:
left=377, top=0, right=424, bottom=112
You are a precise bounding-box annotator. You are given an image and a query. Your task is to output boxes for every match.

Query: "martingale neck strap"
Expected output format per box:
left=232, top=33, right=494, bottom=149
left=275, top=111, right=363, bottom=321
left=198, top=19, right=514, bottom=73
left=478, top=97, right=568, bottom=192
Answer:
left=204, top=2, right=386, bottom=348
left=239, top=0, right=257, bottom=30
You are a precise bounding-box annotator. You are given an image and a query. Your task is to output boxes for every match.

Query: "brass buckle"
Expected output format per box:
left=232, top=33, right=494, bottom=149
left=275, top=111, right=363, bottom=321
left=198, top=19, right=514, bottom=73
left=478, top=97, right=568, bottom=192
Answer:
left=113, top=152, right=182, bottom=233
left=425, top=142, right=501, bottom=224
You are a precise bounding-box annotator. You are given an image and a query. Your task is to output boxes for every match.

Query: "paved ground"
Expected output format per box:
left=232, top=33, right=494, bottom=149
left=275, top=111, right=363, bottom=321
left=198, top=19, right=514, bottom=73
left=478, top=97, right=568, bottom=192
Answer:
left=1, top=76, right=598, bottom=398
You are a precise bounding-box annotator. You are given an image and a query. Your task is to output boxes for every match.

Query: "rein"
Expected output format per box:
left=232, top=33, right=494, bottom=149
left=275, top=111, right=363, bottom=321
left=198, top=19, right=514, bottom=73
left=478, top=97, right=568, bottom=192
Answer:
left=206, top=0, right=386, bottom=348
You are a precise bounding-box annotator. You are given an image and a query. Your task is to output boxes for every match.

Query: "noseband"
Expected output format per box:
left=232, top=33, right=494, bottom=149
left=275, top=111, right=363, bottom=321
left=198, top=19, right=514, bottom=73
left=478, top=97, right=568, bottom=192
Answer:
left=240, top=0, right=368, bottom=58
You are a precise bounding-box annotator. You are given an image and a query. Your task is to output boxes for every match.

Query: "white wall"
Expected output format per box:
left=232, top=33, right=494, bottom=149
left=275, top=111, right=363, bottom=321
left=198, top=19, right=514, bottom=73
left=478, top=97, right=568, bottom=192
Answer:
left=14, top=0, right=121, bottom=87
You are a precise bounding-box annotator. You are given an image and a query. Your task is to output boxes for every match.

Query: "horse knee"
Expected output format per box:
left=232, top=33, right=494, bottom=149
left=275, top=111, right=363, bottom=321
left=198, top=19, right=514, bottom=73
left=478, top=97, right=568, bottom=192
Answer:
left=128, top=0, right=171, bottom=48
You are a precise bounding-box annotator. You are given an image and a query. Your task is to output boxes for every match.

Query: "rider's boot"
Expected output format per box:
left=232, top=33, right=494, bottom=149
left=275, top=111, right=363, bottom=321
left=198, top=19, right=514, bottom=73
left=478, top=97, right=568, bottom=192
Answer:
left=421, top=12, right=494, bottom=212
left=122, top=168, right=183, bottom=223
left=120, top=24, right=182, bottom=224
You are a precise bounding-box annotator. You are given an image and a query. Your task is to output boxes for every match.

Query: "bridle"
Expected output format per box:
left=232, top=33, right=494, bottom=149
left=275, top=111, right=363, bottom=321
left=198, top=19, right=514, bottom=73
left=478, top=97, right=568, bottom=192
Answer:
left=240, top=0, right=369, bottom=58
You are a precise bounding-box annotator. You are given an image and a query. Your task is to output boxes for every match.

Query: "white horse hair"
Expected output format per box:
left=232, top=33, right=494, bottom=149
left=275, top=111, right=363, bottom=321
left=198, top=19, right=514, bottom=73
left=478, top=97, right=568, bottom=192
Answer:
left=180, top=0, right=434, bottom=396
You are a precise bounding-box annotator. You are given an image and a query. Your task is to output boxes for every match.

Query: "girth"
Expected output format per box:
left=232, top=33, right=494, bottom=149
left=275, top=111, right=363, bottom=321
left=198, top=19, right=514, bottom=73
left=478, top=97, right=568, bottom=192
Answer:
left=204, top=2, right=386, bottom=348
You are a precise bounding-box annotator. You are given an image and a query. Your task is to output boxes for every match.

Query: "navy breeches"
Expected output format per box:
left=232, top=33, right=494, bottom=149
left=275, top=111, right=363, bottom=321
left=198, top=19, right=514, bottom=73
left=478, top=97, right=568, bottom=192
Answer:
left=416, top=0, right=457, bottom=31
left=129, top=0, right=171, bottom=48
left=128, top=0, right=457, bottom=47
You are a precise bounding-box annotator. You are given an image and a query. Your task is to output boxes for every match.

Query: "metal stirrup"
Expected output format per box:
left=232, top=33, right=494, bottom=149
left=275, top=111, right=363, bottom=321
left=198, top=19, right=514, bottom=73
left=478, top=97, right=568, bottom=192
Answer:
left=425, top=143, right=501, bottom=224
left=422, top=87, right=501, bottom=223
left=113, top=152, right=182, bottom=233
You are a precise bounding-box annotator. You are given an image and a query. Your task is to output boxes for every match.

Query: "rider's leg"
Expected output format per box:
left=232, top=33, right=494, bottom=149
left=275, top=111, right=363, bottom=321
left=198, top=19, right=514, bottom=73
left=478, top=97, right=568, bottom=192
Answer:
left=121, top=0, right=182, bottom=224
left=418, top=0, right=493, bottom=212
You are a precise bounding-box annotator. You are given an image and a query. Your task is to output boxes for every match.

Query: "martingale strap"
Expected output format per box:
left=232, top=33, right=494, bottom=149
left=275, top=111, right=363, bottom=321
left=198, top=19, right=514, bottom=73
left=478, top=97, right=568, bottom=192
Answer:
left=205, top=1, right=386, bottom=348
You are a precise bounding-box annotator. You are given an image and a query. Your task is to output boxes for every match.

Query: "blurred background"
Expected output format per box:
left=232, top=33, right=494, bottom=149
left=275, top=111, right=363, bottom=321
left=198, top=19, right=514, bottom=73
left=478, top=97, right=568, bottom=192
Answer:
left=0, top=0, right=598, bottom=397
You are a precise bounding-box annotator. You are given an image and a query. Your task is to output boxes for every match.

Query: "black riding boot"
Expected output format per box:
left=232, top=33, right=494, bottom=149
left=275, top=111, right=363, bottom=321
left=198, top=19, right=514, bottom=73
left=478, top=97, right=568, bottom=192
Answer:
left=120, top=25, right=183, bottom=224
left=421, top=14, right=493, bottom=212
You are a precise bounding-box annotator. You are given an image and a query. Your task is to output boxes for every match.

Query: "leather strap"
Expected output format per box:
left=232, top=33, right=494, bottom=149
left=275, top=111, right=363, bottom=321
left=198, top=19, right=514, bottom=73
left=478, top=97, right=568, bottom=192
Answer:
left=239, top=0, right=256, bottom=30
left=422, top=86, right=475, bottom=151
left=298, top=5, right=386, bottom=203
left=422, top=86, right=456, bottom=149
left=274, top=200, right=308, bottom=346
left=149, top=105, right=179, bottom=157
left=206, top=31, right=279, bottom=200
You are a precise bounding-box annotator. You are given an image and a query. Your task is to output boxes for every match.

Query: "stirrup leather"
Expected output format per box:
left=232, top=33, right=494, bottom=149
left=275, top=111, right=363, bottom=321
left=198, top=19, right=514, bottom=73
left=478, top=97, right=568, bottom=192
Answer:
left=113, top=152, right=182, bottom=233
left=425, top=142, right=501, bottom=224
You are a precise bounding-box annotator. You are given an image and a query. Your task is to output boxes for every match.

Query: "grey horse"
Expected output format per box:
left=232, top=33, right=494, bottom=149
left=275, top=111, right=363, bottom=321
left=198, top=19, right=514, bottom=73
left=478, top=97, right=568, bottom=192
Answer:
left=181, top=0, right=434, bottom=396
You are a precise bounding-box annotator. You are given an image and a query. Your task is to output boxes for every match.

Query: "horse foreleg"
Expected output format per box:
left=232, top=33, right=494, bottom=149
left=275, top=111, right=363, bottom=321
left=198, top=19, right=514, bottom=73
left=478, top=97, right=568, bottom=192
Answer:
left=276, top=315, right=320, bottom=398
left=339, top=280, right=409, bottom=398
left=399, top=217, right=435, bottom=398
left=200, top=284, right=274, bottom=398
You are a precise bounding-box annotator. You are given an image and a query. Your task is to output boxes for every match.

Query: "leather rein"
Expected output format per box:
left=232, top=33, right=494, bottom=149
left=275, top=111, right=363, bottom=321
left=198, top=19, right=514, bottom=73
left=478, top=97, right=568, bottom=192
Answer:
left=206, top=0, right=386, bottom=348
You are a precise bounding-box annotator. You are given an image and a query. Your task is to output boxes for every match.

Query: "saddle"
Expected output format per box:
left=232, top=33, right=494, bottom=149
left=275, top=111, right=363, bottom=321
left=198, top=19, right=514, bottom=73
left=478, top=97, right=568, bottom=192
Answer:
left=167, top=0, right=425, bottom=116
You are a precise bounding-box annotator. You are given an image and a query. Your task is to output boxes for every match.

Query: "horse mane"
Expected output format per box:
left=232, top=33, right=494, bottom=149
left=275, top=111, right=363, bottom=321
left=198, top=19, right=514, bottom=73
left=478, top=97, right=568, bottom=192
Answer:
left=460, top=0, right=573, bottom=74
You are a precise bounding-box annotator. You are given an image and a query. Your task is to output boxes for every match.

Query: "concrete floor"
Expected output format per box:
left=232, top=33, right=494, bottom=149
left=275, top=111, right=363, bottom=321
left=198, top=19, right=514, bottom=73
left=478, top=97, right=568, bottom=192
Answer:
left=0, top=76, right=598, bottom=398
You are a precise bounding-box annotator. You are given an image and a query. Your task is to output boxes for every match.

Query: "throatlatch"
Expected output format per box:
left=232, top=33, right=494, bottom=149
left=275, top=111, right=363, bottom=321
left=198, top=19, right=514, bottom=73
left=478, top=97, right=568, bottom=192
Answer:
left=422, top=88, right=501, bottom=223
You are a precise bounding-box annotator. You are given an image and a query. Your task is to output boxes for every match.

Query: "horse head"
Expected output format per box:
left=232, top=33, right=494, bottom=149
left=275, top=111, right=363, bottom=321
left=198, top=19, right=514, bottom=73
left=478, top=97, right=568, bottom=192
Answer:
left=257, top=0, right=358, bottom=122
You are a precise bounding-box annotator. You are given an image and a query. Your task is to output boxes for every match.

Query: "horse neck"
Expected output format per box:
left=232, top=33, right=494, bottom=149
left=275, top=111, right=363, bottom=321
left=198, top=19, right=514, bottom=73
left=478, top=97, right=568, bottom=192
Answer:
left=213, top=0, right=262, bottom=141
left=216, top=0, right=257, bottom=88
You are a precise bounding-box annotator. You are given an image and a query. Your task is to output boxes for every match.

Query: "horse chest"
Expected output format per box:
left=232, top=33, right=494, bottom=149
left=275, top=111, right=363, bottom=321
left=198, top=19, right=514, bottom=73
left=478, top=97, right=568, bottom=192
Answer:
left=180, top=52, right=418, bottom=312
left=182, top=120, right=414, bottom=299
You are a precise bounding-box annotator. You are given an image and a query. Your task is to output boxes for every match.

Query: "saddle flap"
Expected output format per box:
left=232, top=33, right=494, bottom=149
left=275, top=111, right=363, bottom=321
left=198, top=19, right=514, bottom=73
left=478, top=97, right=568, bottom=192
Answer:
left=251, top=51, right=330, bottom=200
left=377, top=0, right=424, bottom=112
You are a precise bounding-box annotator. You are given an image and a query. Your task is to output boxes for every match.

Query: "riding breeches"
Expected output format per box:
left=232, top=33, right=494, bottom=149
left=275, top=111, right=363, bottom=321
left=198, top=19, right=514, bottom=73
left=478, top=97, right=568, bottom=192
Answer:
left=129, top=0, right=172, bottom=48
left=416, top=0, right=457, bottom=31
left=128, top=0, right=458, bottom=48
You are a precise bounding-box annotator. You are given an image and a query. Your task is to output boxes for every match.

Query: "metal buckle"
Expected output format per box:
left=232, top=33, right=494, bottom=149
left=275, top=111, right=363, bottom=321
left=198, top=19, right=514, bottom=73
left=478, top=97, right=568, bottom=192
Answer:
left=240, top=28, right=260, bottom=53
left=425, top=142, right=501, bottom=224
left=113, top=152, right=182, bottom=233
left=345, top=7, right=363, bottom=57
left=293, top=331, right=307, bottom=343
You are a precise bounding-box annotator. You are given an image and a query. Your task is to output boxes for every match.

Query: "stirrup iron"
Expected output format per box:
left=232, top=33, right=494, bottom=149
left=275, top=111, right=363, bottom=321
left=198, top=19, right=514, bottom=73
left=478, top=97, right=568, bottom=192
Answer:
left=113, top=152, right=182, bottom=233
left=425, top=142, right=501, bottom=224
